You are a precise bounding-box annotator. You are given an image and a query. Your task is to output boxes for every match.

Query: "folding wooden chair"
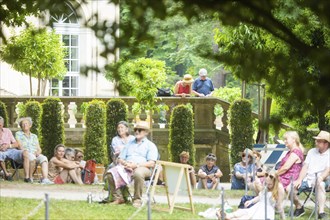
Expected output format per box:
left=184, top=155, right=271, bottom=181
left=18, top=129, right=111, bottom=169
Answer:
left=253, top=144, right=288, bottom=170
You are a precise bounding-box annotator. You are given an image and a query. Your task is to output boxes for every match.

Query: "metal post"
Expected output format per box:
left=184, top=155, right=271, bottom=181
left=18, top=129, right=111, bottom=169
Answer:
left=264, top=184, right=267, bottom=220
left=314, top=173, right=318, bottom=220
left=221, top=187, right=225, bottom=220
left=290, top=176, right=294, bottom=220
left=245, top=148, right=249, bottom=196
left=45, top=193, right=49, bottom=220
left=147, top=191, right=151, bottom=220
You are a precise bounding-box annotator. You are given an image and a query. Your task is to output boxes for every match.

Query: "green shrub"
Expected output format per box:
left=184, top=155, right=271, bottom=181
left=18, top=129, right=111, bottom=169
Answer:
left=40, top=98, right=65, bottom=159
left=229, top=99, right=254, bottom=166
left=0, top=101, right=9, bottom=127
left=168, top=104, right=195, bottom=166
left=24, top=101, right=42, bottom=136
left=106, top=99, right=127, bottom=162
left=84, top=100, right=106, bottom=164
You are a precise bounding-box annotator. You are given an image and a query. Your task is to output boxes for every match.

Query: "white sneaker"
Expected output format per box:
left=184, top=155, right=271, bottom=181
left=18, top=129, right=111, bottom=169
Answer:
left=41, top=178, right=54, bottom=184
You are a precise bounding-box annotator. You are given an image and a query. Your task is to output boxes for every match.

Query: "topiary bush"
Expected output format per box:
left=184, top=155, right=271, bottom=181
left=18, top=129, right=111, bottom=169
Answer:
left=0, top=101, right=9, bottom=127
left=229, top=99, right=254, bottom=166
left=84, top=100, right=106, bottom=164
left=106, top=99, right=127, bottom=162
left=40, top=98, right=65, bottom=159
left=168, top=104, right=195, bottom=166
left=24, top=100, right=42, bottom=136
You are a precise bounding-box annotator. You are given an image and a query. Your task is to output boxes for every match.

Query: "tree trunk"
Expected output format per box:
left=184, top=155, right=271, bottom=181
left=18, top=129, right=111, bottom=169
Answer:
left=258, top=97, right=272, bottom=144
left=318, top=106, right=328, bottom=130
left=41, top=79, right=48, bottom=96
left=37, top=73, right=41, bottom=96
left=29, top=72, right=32, bottom=96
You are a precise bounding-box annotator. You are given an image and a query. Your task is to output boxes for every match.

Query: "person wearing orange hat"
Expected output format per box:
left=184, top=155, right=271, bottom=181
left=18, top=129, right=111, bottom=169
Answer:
left=292, top=130, right=330, bottom=219
left=174, top=74, right=194, bottom=97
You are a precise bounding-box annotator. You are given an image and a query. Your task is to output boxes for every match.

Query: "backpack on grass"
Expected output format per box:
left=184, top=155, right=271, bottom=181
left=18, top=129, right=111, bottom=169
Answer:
left=83, top=159, right=96, bottom=184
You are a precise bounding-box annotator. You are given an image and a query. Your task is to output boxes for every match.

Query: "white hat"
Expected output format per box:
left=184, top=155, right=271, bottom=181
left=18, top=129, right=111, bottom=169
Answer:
left=313, top=130, right=330, bottom=142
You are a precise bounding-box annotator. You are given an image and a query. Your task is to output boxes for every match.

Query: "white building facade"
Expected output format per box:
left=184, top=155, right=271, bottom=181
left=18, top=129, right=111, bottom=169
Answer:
left=0, top=0, right=118, bottom=97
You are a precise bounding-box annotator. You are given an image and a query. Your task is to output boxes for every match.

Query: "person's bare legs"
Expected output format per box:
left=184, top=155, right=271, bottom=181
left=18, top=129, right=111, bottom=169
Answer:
left=277, top=183, right=286, bottom=219
left=0, top=161, right=9, bottom=177
left=201, top=178, right=208, bottom=189
left=29, top=161, right=36, bottom=179
left=75, top=167, right=82, bottom=180
left=212, top=179, right=219, bottom=190
left=190, top=172, right=196, bottom=189
left=316, top=180, right=326, bottom=214
left=22, top=151, right=29, bottom=179
left=40, top=161, right=48, bottom=179
left=68, top=169, right=83, bottom=184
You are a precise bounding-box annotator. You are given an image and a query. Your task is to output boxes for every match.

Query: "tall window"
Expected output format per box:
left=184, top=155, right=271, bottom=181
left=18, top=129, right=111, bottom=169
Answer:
left=50, top=2, right=79, bottom=96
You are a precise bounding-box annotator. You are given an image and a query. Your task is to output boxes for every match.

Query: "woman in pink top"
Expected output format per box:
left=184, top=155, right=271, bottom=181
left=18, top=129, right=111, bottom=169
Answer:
left=276, top=131, right=304, bottom=219
left=174, top=74, right=194, bottom=97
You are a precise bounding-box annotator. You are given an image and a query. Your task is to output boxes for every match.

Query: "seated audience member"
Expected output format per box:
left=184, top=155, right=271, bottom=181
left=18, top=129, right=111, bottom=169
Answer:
left=106, top=121, right=158, bottom=208
left=197, top=153, right=223, bottom=190
left=252, top=150, right=267, bottom=194
left=231, top=148, right=255, bottom=190
left=275, top=131, right=304, bottom=218
left=293, top=130, right=330, bottom=219
left=48, top=144, right=83, bottom=185
left=179, top=151, right=196, bottom=188
left=74, top=148, right=86, bottom=168
left=64, top=148, right=76, bottom=161
left=0, top=116, right=30, bottom=181
left=192, top=68, right=214, bottom=97
left=219, top=171, right=280, bottom=220
left=110, top=121, right=135, bottom=165
left=173, top=74, right=194, bottom=97
left=15, top=117, right=53, bottom=184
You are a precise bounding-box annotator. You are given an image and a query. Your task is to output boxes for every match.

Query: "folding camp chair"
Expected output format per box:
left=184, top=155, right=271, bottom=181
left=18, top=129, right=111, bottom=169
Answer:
left=297, top=175, right=330, bottom=219
left=253, top=144, right=288, bottom=170
left=5, top=158, right=39, bottom=181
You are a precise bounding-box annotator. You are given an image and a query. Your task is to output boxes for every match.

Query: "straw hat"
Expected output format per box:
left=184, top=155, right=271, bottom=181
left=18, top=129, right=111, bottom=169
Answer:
left=182, top=74, right=194, bottom=84
left=313, top=130, right=330, bottom=142
left=199, top=68, right=207, bottom=76
left=134, top=121, right=150, bottom=131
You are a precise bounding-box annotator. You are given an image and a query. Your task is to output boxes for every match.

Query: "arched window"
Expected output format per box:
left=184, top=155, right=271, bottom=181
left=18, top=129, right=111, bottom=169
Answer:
left=50, top=2, right=80, bottom=96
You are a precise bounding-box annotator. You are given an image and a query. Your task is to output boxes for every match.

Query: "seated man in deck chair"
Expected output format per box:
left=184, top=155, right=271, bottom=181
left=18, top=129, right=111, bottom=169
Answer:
left=106, top=121, right=159, bottom=208
left=0, top=116, right=30, bottom=182
left=293, top=130, right=330, bottom=219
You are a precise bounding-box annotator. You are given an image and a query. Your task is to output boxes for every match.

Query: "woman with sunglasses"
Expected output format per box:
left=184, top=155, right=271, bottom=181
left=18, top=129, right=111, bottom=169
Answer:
left=231, top=148, right=255, bottom=190
left=219, top=171, right=280, bottom=220
left=197, top=153, right=223, bottom=190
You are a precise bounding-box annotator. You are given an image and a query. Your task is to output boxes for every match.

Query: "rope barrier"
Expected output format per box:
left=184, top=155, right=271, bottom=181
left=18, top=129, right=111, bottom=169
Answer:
left=21, top=199, right=44, bottom=220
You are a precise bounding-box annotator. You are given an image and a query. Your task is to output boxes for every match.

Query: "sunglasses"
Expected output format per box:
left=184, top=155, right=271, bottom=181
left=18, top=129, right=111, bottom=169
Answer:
left=206, top=153, right=216, bottom=160
left=134, top=128, right=145, bottom=133
left=265, top=173, right=275, bottom=179
left=242, top=154, right=251, bottom=158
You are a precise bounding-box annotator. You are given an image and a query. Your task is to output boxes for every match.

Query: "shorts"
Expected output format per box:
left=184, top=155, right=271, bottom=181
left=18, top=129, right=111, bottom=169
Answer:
left=28, top=153, right=48, bottom=164
left=54, top=175, right=65, bottom=184
left=0, top=149, right=24, bottom=163
left=299, top=179, right=330, bottom=193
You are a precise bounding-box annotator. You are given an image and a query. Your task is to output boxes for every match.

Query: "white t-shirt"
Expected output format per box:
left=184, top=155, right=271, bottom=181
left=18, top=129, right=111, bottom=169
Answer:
left=304, top=148, right=330, bottom=186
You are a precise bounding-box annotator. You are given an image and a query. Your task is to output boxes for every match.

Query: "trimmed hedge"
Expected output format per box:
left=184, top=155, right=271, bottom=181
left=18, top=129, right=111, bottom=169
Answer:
left=0, top=101, right=8, bottom=127
left=40, top=98, right=65, bottom=159
left=229, top=99, right=254, bottom=166
left=168, top=104, right=195, bottom=166
left=106, top=99, right=127, bottom=162
left=24, top=101, right=42, bottom=136
left=84, top=100, right=106, bottom=164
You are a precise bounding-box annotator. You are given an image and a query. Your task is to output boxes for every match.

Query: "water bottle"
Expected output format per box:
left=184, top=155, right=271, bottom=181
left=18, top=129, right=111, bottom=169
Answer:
left=224, top=202, right=233, bottom=213
left=87, top=192, right=92, bottom=203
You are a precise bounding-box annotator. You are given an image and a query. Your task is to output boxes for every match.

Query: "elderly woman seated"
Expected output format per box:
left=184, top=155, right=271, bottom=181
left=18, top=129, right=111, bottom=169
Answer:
left=48, top=144, right=83, bottom=185
left=197, top=153, right=223, bottom=190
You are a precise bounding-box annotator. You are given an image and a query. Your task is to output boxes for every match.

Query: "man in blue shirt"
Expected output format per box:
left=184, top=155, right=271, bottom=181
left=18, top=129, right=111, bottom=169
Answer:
left=192, top=68, right=214, bottom=97
left=107, top=121, right=158, bottom=208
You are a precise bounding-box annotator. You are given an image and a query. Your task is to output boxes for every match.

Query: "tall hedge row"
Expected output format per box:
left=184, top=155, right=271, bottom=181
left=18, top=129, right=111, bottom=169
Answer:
left=40, top=98, right=65, bottom=159
left=229, top=99, right=254, bottom=166
left=106, top=99, right=127, bottom=162
left=168, top=104, right=195, bottom=166
left=84, top=100, right=106, bottom=164
left=0, top=101, right=8, bottom=127
left=24, top=101, right=42, bottom=136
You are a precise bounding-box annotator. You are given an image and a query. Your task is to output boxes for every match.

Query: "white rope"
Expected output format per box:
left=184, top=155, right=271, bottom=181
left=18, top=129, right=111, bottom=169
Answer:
left=21, top=199, right=44, bottom=220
